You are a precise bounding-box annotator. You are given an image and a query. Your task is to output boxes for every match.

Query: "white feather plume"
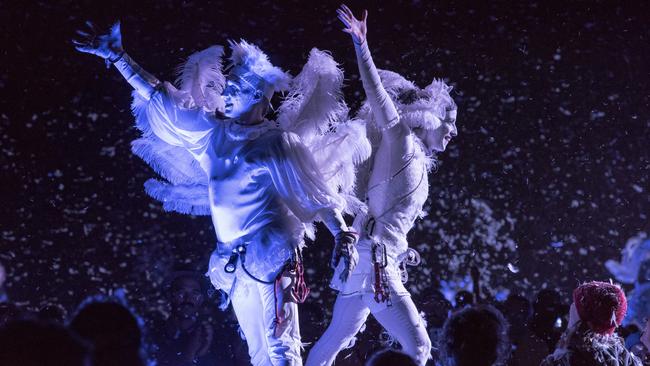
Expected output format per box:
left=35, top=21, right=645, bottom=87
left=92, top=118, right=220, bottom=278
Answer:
left=228, top=39, right=291, bottom=92
left=144, top=179, right=211, bottom=216
left=175, top=45, right=226, bottom=112
left=131, top=137, right=206, bottom=185
left=277, top=49, right=371, bottom=215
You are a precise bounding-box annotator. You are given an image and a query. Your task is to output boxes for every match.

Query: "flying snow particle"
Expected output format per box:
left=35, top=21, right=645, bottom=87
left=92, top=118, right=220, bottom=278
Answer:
left=507, top=263, right=520, bottom=273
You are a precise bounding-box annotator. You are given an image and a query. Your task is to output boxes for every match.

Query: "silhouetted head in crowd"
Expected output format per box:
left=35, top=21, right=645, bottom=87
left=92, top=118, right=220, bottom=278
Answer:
left=0, top=302, right=28, bottom=327
left=440, top=304, right=510, bottom=366
left=532, top=289, right=565, bottom=324
left=503, top=294, right=531, bottom=333
left=38, top=303, right=68, bottom=324
left=419, top=290, right=453, bottom=328
left=0, top=319, right=91, bottom=366
left=167, top=271, right=208, bottom=325
left=365, top=348, right=418, bottom=366
left=570, top=281, right=627, bottom=335
left=530, top=288, right=567, bottom=348
left=69, top=295, right=146, bottom=366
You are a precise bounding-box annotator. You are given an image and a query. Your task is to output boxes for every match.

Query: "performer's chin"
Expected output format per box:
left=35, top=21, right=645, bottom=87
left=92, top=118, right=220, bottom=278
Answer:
left=215, top=110, right=228, bottom=120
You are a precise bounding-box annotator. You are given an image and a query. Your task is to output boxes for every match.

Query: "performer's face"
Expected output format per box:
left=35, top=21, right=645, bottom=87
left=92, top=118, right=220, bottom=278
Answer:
left=415, top=108, right=457, bottom=154
left=222, top=78, right=262, bottom=118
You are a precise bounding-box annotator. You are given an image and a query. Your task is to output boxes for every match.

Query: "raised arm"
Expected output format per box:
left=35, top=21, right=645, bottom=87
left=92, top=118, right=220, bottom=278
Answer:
left=337, top=5, right=400, bottom=132
left=73, top=21, right=160, bottom=100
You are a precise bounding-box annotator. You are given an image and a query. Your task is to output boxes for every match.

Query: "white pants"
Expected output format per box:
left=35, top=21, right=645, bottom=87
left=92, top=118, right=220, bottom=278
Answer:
left=305, top=293, right=431, bottom=366
left=230, top=277, right=302, bottom=366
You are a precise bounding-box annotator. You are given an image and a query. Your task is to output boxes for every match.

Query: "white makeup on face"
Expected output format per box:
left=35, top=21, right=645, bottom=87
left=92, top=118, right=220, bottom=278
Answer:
left=222, top=79, right=258, bottom=119
left=416, top=108, right=458, bottom=154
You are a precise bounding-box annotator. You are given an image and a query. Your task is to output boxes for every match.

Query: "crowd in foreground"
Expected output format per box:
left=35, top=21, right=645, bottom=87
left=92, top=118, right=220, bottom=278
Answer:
left=1, top=269, right=650, bottom=366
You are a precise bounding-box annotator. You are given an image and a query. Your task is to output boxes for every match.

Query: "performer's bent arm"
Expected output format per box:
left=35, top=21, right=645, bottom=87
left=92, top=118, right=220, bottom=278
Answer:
left=74, top=21, right=160, bottom=100
left=337, top=6, right=402, bottom=133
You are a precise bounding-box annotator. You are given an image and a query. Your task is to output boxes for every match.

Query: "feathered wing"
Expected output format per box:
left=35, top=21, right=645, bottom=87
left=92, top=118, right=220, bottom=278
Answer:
left=129, top=46, right=226, bottom=216
left=144, top=179, right=211, bottom=216
left=277, top=48, right=371, bottom=215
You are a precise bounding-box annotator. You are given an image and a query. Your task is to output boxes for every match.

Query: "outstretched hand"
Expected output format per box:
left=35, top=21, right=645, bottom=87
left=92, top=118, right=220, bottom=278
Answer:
left=72, top=21, right=123, bottom=60
left=337, top=4, right=367, bottom=45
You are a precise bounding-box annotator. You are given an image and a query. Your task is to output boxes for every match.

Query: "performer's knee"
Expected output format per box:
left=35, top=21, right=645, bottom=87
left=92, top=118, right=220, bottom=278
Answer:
left=413, top=332, right=432, bottom=365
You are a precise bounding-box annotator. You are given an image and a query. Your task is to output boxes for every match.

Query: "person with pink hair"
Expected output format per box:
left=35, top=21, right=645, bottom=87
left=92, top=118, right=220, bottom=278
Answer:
left=541, top=281, right=641, bottom=366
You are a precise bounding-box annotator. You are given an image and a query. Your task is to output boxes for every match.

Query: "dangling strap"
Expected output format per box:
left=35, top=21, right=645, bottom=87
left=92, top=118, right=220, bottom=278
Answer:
left=272, top=256, right=305, bottom=339
left=238, top=245, right=275, bottom=285
left=397, top=248, right=422, bottom=284
left=372, top=242, right=390, bottom=304
left=292, top=251, right=310, bottom=303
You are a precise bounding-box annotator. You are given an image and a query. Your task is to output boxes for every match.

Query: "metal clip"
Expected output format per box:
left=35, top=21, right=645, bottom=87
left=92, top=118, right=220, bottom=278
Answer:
left=224, top=245, right=246, bottom=273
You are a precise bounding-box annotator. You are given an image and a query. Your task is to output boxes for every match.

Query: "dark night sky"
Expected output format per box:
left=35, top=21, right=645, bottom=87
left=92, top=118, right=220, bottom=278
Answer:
left=1, top=0, right=649, bottom=327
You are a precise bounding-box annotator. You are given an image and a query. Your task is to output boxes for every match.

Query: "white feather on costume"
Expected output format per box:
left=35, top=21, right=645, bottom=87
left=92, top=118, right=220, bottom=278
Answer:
left=131, top=137, right=205, bottom=185
left=129, top=45, right=228, bottom=216
left=356, top=69, right=455, bottom=131
left=144, top=179, right=210, bottom=216
left=175, top=45, right=226, bottom=112
left=277, top=48, right=371, bottom=215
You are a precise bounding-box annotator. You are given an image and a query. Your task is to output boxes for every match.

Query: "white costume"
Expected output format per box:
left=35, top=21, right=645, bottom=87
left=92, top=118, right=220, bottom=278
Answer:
left=111, top=42, right=365, bottom=366
left=307, top=39, right=456, bottom=366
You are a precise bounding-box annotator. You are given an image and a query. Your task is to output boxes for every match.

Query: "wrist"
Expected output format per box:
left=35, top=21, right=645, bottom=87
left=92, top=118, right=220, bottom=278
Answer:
left=336, top=230, right=359, bottom=242
left=108, top=49, right=126, bottom=63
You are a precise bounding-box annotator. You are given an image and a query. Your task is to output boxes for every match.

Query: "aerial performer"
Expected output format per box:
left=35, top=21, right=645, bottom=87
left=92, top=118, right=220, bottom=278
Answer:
left=306, top=5, right=458, bottom=366
left=73, top=21, right=369, bottom=366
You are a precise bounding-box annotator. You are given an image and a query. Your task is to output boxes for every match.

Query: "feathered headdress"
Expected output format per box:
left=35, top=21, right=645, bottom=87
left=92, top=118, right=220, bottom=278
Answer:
left=358, top=69, right=456, bottom=131
left=227, top=39, right=291, bottom=99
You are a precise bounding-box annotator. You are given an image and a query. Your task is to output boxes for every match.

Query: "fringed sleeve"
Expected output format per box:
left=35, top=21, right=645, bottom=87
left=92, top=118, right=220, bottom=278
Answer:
left=130, top=82, right=214, bottom=216
left=266, top=132, right=346, bottom=224
left=143, top=179, right=210, bottom=216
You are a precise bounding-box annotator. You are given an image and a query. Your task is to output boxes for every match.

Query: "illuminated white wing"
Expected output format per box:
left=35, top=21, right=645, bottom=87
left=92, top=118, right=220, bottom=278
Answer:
left=277, top=48, right=370, bottom=215
left=128, top=46, right=226, bottom=216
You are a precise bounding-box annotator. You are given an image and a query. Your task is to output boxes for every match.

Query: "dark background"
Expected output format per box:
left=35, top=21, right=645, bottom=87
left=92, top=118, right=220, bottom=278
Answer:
left=1, top=0, right=648, bottom=341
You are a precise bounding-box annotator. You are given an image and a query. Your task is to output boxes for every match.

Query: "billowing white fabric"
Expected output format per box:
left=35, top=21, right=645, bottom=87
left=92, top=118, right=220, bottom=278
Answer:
left=136, top=83, right=343, bottom=282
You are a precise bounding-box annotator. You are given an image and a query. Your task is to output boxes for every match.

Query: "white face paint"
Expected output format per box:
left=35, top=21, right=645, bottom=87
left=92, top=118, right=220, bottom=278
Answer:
left=221, top=79, right=260, bottom=119
left=415, top=108, right=458, bottom=154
